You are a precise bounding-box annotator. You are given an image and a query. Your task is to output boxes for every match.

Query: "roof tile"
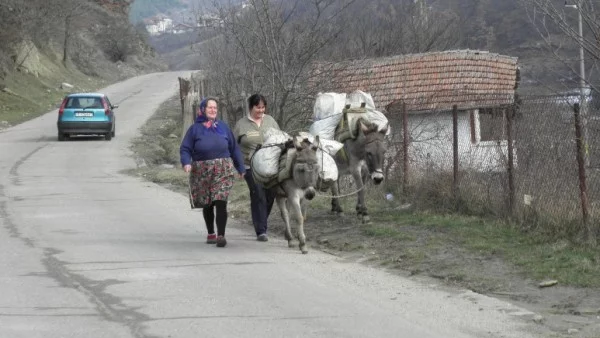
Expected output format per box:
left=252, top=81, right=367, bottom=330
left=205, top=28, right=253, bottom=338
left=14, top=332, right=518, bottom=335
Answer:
left=313, top=50, right=518, bottom=113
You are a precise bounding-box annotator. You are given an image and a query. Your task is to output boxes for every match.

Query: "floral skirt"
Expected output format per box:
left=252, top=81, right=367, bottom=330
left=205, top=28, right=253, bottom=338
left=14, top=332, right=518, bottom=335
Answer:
left=189, top=158, right=236, bottom=209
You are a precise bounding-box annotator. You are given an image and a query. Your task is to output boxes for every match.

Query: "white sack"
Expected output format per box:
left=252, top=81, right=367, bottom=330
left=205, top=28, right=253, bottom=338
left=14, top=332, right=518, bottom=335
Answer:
left=313, top=92, right=347, bottom=120
left=346, top=90, right=376, bottom=111
left=366, top=110, right=391, bottom=136
left=346, top=90, right=391, bottom=136
left=264, top=128, right=291, bottom=144
left=309, top=113, right=343, bottom=140
left=296, top=131, right=340, bottom=182
left=317, top=149, right=338, bottom=182
left=298, top=131, right=343, bottom=156
left=251, top=129, right=292, bottom=183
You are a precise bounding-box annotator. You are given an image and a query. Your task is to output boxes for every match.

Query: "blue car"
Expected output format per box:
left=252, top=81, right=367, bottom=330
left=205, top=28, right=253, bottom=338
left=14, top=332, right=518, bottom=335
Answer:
left=56, top=93, right=118, bottom=141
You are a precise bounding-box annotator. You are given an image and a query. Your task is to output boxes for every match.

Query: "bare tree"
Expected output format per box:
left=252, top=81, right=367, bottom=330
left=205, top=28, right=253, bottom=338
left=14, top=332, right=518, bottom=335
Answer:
left=519, top=0, right=600, bottom=91
left=205, top=0, right=356, bottom=130
left=323, top=0, right=461, bottom=60
left=51, top=0, right=90, bottom=65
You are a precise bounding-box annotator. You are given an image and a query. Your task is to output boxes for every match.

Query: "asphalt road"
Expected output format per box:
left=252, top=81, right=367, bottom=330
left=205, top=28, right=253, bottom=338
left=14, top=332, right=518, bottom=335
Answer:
left=0, top=72, right=547, bottom=338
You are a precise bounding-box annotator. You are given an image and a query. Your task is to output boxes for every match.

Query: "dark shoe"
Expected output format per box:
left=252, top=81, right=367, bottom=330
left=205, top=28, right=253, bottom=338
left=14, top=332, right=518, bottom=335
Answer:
left=257, top=234, right=268, bottom=242
left=206, top=233, right=217, bottom=244
left=216, top=236, right=227, bottom=247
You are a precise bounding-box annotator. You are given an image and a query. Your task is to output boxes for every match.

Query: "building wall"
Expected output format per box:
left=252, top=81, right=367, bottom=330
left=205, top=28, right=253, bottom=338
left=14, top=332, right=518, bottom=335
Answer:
left=389, top=110, right=513, bottom=173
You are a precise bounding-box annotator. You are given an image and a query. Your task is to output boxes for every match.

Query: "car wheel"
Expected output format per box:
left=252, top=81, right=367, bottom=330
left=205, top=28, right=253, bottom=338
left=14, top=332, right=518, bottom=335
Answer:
left=58, top=132, right=65, bottom=141
left=111, top=125, right=115, bottom=137
left=105, top=132, right=112, bottom=141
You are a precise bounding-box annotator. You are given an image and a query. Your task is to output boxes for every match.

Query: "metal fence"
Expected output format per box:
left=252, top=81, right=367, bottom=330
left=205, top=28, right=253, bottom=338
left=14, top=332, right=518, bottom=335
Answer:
left=372, top=95, right=600, bottom=243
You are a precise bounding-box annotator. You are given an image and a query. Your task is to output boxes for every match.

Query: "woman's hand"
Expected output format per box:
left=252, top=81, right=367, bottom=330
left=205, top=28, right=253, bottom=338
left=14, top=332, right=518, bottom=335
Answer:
left=183, top=164, right=192, bottom=173
left=238, top=172, right=246, bottom=180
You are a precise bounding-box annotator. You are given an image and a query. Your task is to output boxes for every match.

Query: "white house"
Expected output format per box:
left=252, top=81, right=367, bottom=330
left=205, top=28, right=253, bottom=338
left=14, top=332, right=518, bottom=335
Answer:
left=144, top=15, right=174, bottom=36
left=315, top=50, right=520, bottom=173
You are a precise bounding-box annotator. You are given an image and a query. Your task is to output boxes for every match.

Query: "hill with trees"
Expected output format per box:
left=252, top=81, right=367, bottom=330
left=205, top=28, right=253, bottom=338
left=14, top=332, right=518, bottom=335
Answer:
left=0, top=0, right=166, bottom=127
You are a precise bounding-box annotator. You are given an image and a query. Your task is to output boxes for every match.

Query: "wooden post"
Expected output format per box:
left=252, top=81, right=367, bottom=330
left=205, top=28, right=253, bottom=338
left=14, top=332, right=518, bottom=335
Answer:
left=402, top=102, right=409, bottom=195
left=178, top=77, right=190, bottom=120
left=452, top=105, right=459, bottom=203
left=573, top=103, right=594, bottom=244
left=505, top=106, right=515, bottom=217
left=242, top=91, right=248, bottom=116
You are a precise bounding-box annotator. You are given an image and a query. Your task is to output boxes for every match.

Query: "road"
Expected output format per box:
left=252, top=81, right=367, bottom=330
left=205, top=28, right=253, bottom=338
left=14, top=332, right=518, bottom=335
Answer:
left=0, top=72, right=547, bottom=338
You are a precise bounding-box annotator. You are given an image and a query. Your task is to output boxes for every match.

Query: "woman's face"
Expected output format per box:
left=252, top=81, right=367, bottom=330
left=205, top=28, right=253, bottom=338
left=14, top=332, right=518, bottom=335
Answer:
left=250, top=101, right=266, bottom=120
left=204, top=99, right=218, bottom=120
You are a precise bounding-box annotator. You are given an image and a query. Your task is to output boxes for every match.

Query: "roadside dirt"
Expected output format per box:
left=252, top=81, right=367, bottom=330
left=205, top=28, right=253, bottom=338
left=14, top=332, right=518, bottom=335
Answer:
left=129, top=97, right=600, bottom=338
left=224, top=197, right=600, bottom=338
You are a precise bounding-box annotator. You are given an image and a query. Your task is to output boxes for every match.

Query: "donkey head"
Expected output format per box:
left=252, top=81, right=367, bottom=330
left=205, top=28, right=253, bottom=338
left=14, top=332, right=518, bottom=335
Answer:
left=357, top=120, right=388, bottom=185
left=292, top=135, right=321, bottom=200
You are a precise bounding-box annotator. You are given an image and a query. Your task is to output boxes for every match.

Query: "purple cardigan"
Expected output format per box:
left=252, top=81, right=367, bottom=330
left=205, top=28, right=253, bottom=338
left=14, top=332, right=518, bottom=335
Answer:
left=180, top=116, right=245, bottom=174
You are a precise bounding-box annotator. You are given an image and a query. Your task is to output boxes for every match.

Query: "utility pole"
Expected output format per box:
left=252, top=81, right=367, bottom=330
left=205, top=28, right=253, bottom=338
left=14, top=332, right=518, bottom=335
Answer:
left=566, top=0, right=590, bottom=166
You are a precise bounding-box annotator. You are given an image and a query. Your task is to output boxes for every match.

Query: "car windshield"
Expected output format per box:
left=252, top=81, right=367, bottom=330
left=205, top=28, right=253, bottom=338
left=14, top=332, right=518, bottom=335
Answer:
left=66, top=97, right=103, bottom=109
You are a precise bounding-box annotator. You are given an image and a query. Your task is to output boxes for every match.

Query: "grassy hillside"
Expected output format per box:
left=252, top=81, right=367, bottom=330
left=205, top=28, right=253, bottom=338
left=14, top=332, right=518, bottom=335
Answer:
left=0, top=0, right=167, bottom=129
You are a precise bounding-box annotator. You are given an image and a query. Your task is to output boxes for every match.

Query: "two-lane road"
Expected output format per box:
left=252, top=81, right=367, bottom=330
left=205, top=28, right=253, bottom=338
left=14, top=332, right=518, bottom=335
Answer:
left=0, top=72, right=546, bottom=338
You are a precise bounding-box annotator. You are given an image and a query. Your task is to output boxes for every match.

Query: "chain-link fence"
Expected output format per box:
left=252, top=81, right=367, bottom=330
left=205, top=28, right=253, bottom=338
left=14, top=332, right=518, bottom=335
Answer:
left=373, top=94, right=600, bottom=243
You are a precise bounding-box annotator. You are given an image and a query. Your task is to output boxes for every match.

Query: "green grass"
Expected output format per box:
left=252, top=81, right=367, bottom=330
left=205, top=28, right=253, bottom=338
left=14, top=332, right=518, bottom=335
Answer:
left=363, top=224, right=415, bottom=241
left=373, top=210, right=600, bottom=287
left=0, top=62, right=109, bottom=127
left=123, top=89, right=600, bottom=290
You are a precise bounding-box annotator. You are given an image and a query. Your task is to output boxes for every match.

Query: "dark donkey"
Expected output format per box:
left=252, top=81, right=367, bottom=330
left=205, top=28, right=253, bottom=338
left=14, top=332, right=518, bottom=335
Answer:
left=272, top=135, right=321, bottom=254
left=330, top=119, right=388, bottom=223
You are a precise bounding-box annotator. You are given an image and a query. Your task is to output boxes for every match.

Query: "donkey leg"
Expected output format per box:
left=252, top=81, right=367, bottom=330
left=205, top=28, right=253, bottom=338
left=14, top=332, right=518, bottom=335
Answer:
left=290, top=196, right=308, bottom=254
left=360, top=168, right=371, bottom=224
left=330, top=180, right=343, bottom=215
left=276, top=196, right=294, bottom=247
left=352, top=170, right=366, bottom=222
left=301, top=198, right=308, bottom=222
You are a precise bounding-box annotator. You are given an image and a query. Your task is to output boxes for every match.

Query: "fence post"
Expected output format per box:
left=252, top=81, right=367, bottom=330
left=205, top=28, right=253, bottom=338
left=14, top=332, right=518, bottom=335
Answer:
left=452, top=105, right=459, bottom=204
left=573, top=103, right=595, bottom=244
left=506, top=106, right=515, bottom=217
left=178, top=77, right=190, bottom=121
left=242, top=91, right=248, bottom=116
left=402, top=102, right=409, bottom=195
left=201, top=78, right=205, bottom=98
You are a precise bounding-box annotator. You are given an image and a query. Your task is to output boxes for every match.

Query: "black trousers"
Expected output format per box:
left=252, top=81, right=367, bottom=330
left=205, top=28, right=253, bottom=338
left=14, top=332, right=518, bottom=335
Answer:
left=244, top=169, right=275, bottom=236
left=203, top=200, right=227, bottom=236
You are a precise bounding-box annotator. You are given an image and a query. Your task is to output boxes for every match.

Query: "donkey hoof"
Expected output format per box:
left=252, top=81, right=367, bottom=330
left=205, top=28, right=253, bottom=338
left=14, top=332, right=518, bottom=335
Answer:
left=300, top=247, right=308, bottom=254
left=288, top=240, right=295, bottom=248
left=362, top=215, right=371, bottom=224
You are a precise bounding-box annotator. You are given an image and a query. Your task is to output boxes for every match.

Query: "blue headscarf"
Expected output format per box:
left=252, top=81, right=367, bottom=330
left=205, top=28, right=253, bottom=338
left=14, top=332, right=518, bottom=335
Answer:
left=196, top=98, right=226, bottom=137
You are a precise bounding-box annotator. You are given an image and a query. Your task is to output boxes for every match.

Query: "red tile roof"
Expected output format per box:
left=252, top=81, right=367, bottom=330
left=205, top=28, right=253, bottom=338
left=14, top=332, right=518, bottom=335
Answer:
left=312, top=50, right=519, bottom=113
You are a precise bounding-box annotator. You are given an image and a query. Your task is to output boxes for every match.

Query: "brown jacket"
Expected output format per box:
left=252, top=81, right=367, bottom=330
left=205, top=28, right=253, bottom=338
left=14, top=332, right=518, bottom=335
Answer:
left=233, top=114, right=280, bottom=167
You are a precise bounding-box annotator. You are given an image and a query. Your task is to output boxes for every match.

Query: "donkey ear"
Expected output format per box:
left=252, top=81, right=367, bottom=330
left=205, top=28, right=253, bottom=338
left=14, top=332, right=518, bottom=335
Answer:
left=293, top=136, right=303, bottom=150
left=357, top=120, right=369, bottom=137
left=311, top=135, right=320, bottom=151
left=380, top=122, right=389, bottom=135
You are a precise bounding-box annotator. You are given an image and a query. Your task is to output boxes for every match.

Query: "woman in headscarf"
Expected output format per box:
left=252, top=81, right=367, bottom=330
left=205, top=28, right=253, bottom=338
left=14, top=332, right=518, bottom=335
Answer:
left=180, top=97, right=245, bottom=247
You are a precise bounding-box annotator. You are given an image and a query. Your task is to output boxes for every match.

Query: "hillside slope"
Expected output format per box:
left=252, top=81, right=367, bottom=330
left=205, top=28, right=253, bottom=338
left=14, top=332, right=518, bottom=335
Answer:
left=0, top=0, right=167, bottom=129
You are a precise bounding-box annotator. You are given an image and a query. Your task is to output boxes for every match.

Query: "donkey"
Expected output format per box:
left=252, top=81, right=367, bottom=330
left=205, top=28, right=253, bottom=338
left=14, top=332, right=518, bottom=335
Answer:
left=272, top=135, right=321, bottom=254
left=330, top=119, right=388, bottom=223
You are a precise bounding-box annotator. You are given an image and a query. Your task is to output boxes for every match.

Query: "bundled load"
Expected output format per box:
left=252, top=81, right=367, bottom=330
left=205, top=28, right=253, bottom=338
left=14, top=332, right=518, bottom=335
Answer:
left=298, top=132, right=342, bottom=183
left=251, top=129, right=340, bottom=188
left=346, top=90, right=390, bottom=136
left=251, top=128, right=293, bottom=186
left=309, top=90, right=390, bottom=144
left=309, top=92, right=347, bottom=140
left=313, top=92, right=347, bottom=121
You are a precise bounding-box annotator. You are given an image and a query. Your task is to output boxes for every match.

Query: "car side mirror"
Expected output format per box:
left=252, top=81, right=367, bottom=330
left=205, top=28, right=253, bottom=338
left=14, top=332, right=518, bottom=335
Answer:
left=112, top=105, right=119, bottom=109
